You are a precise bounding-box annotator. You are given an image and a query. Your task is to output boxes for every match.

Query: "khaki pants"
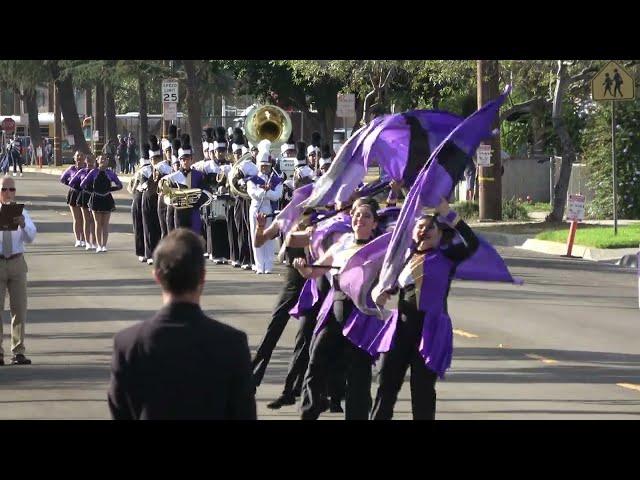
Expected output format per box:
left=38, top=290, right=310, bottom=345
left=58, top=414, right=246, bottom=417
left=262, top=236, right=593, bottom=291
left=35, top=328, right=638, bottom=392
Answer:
left=0, top=255, right=28, bottom=357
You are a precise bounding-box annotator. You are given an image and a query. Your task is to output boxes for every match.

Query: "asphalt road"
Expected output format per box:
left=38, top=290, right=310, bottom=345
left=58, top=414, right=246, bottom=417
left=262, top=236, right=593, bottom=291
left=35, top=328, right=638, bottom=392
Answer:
left=0, top=172, right=638, bottom=420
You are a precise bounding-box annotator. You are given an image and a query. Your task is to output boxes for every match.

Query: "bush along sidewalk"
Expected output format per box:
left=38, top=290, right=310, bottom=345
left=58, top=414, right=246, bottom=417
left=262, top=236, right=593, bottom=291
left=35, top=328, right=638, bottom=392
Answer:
left=453, top=198, right=532, bottom=222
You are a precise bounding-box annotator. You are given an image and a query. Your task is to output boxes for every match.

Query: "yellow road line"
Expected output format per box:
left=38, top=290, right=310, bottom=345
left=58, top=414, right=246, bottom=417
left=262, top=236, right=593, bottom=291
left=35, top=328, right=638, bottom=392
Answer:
left=453, top=329, right=478, bottom=338
left=617, top=383, right=640, bottom=393
left=525, top=353, right=559, bottom=364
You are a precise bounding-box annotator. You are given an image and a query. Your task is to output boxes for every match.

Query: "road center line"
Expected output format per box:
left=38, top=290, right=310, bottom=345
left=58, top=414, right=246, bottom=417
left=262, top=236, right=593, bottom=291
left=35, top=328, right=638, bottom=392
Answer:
left=617, top=383, right=640, bottom=393
left=525, top=353, right=559, bottom=364
left=453, top=329, right=478, bottom=338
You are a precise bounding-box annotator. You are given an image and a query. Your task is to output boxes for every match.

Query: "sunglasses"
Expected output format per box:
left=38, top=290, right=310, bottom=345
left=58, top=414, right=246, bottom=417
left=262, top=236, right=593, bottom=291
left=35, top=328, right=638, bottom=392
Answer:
left=1, top=187, right=16, bottom=192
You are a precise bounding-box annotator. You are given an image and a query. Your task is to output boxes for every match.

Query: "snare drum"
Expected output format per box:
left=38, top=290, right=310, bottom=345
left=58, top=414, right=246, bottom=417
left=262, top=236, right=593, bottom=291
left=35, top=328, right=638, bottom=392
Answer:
left=209, top=196, right=228, bottom=220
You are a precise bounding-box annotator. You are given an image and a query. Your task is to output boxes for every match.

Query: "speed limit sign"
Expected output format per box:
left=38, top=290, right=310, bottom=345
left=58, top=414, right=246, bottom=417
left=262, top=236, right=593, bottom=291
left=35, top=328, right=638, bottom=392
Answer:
left=162, top=79, right=179, bottom=103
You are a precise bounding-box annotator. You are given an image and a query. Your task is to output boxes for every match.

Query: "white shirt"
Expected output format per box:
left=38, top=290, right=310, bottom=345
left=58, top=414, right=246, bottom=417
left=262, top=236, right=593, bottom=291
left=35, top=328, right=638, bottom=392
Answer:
left=0, top=208, right=36, bottom=256
left=247, top=172, right=283, bottom=214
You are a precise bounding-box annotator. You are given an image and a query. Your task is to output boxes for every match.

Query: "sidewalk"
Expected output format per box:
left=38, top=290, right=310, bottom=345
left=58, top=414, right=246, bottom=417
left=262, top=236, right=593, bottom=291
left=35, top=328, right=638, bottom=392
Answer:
left=23, top=165, right=133, bottom=183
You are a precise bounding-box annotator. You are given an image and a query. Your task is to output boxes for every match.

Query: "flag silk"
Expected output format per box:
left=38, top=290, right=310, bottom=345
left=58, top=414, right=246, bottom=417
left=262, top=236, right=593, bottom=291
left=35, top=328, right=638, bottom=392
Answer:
left=274, top=182, right=314, bottom=237
left=376, top=87, right=511, bottom=298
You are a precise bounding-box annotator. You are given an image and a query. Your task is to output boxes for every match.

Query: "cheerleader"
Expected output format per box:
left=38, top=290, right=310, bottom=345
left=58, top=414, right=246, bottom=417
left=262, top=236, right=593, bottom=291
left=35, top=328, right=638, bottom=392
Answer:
left=80, top=155, right=123, bottom=252
left=371, top=199, right=479, bottom=420
left=68, top=153, right=97, bottom=250
left=60, top=151, right=86, bottom=247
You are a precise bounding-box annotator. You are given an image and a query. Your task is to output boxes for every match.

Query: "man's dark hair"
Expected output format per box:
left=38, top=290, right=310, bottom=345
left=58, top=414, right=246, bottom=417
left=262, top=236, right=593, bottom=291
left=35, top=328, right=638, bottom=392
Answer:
left=153, top=228, right=205, bottom=295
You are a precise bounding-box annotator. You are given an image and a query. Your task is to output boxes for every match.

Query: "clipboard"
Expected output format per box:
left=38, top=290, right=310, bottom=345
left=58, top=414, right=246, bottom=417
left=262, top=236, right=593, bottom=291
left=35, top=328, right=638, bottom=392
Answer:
left=0, top=203, right=24, bottom=231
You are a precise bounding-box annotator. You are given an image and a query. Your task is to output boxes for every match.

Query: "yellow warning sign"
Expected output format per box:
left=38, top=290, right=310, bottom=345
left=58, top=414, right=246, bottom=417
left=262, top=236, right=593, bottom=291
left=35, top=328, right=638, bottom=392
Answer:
left=592, top=61, right=635, bottom=101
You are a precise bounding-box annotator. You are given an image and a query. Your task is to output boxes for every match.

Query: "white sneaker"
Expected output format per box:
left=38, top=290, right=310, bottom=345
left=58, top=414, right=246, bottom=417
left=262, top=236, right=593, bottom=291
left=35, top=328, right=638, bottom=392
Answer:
left=95, top=247, right=102, bottom=253
left=102, top=246, right=108, bottom=252
left=12, top=173, right=16, bottom=177
left=85, top=244, right=92, bottom=250
left=80, top=241, right=86, bottom=247
left=19, top=173, right=23, bottom=177
left=147, top=259, right=154, bottom=265
left=75, top=240, right=82, bottom=247
left=138, top=256, right=145, bottom=262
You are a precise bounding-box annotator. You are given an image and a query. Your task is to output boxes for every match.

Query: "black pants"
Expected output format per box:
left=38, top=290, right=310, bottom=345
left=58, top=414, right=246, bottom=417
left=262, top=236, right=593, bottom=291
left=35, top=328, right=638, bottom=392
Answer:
left=370, top=300, right=438, bottom=420
left=300, top=295, right=372, bottom=420
left=280, top=310, right=316, bottom=399
left=252, top=266, right=306, bottom=386
left=211, top=219, right=229, bottom=259
left=226, top=201, right=239, bottom=263
left=12, top=155, right=22, bottom=174
left=235, top=197, right=252, bottom=266
left=174, top=206, right=194, bottom=230
left=132, top=191, right=145, bottom=257
left=142, top=191, right=161, bottom=259
left=166, top=204, right=175, bottom=232
left=157, top=195, right=168, bottom=238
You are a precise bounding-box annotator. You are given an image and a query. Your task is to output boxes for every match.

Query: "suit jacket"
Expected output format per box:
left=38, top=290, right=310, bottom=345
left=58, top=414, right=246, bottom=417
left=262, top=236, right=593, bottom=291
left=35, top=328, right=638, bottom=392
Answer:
left=108, top=301, right=257, bottom=420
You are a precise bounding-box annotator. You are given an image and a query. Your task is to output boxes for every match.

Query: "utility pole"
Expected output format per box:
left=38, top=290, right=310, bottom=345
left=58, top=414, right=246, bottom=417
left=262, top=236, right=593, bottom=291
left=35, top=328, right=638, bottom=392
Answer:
left=477, top=60, right=502, bottom=221
left=53, top=82, right=62, bottom=166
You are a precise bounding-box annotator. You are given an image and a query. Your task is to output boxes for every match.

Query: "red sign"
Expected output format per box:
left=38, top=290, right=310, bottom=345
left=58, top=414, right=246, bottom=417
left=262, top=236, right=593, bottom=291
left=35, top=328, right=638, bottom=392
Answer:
left=1, top=118, right=16, bottom=132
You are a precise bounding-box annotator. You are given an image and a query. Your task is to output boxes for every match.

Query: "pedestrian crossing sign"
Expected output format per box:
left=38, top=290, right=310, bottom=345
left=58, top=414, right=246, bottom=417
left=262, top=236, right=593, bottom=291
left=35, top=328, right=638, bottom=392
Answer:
left=592, top=61, right=635, bottom=101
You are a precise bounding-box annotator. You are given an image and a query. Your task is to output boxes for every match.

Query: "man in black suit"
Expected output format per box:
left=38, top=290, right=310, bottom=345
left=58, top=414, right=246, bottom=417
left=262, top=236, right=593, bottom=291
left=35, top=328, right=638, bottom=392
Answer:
left=108, top=228, right=257, bottom=420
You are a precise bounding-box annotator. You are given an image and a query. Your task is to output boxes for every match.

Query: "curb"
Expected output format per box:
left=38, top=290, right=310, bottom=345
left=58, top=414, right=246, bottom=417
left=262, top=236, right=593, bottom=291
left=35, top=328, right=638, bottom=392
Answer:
left=517, top=238, right=638, bottom=262
left=23, top=166, right=133, bottom=183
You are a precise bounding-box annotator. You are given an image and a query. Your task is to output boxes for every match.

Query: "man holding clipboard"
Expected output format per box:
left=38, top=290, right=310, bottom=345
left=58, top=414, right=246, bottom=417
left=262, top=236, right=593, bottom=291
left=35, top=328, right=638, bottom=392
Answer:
left=0, top=177, right=36, bottom=366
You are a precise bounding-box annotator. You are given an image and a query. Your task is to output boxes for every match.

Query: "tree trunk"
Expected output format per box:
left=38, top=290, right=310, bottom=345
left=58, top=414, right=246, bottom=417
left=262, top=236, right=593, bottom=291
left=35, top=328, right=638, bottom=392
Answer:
left=138, top=73, right=148, bottom=146
left=318, top=104, right=336, bottom=148
left=105, top=83, right=117, bottom=143
left=183, top=60, right=203, bottom=161
left=56, top=75, right=90, bottom=154
left=94, top=81, right=105, bottom=154
left=547, top=61, right=575, bottom=223
left=352, top=94, right=364, bottom=133
left=23, top=88, right=43, bottom=161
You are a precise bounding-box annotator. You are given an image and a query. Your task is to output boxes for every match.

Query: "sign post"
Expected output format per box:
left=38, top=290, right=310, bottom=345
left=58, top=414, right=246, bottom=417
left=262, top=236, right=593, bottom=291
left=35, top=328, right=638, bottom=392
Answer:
left=565, top=194, right=585, bottom=257
left=477, top=143, right=492, bottom=167
left=336, top=93, right=355, bottom=144
left=591, top=61, right=635, bottom=236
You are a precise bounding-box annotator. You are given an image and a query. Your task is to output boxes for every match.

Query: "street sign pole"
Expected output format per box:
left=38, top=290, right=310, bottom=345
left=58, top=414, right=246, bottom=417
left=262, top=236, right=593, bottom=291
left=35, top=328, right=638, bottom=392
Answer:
left=612, top=100, right=618, bottom=236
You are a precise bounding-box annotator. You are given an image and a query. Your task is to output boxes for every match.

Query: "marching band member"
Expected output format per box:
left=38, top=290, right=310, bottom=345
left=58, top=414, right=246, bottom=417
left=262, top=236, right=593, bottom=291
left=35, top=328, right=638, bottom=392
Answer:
left=165, top=139, right=182, bottom=233
left=141, top=136, right=164, bottom=265
left=371, top=200, right=479, bottom=420
left=80, top=155, right=123, bottom=253
left=131, top=143, right=151, bottom=262
left=307, top=131, right=321, bottom=172
left=292, top=141, right=315, bottom=189
left=68, top=153, right=97, bottom=250
left=163, top=135, right=208, bottom=234
left=317, top=144, right=332, bottom=177
left=60, top=151, right=86, bottom=247
left=246, top=141, right=283, bottom=274
left=293, top=197, right=381, bottom=420
left=230, top=131, right=257, bottom=271
left=158, top=125, right=177, bottom=237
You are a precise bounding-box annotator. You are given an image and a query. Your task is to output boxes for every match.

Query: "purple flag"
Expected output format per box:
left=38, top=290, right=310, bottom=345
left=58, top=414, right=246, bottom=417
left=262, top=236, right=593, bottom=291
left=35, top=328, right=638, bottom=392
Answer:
left=302, top=118, right=384, bottom=209
left=455, top=235, right=524, bottom=285
left=362, top=111, right=463, bottom=187
left=376, top=87, right=511, bottom=297
left=274, top=182, right=314, bottom=237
